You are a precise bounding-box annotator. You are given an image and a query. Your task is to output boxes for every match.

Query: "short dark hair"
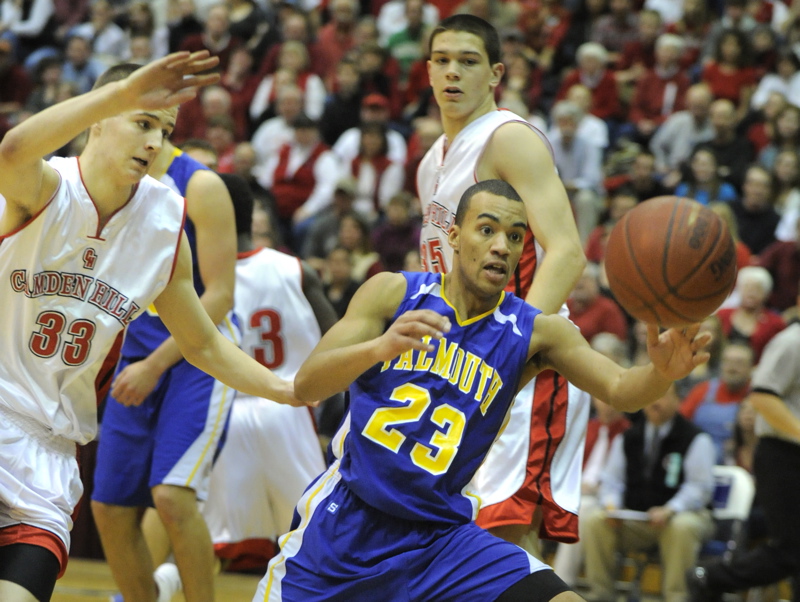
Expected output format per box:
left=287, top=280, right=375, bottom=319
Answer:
left=454, top=180, right=524, bottom=226
left=429, top=15, right=501, bottom=65
left=219, top=173, right=254, bottom=236
left=92, top=62, right=141, bottom=90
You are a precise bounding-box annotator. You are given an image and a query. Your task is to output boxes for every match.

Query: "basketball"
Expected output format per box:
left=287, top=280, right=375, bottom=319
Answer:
left=604, top=196, right=738, bottom=327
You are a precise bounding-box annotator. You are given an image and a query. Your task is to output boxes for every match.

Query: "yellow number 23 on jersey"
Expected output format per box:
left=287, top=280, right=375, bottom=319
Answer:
left=361, top=383, right=466, bottom=476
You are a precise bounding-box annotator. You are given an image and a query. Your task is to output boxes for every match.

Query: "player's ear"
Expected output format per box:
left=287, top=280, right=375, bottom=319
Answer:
left=448, top=224, right=461, bottom=253
left=489, top=62, right=504, bottom=89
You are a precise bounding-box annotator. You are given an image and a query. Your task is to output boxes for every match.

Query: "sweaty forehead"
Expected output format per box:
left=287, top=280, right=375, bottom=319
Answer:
left=470, top=192, right=527, bottom=223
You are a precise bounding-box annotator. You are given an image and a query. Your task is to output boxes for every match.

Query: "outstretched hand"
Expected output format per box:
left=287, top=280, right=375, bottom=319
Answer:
left=375, top=310, right=451, bottom=363
left=120, top=51, right=221, bottom=111
left=646, top=323, right=712, bottom=380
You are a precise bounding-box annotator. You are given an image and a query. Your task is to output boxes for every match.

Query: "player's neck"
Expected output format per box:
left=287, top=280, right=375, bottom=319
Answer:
left=77, top=153, right=138, bottom=220
left=443, top=272, right=502, bottom=320
left=441, top=97, right=497, bottom=143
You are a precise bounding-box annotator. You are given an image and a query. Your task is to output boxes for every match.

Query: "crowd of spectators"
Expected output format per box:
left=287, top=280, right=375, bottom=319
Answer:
left=4, top=0, right=800, bottom=592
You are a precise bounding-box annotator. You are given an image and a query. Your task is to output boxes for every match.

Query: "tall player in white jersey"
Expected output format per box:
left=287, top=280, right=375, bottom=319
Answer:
left=0, top=53, right=308, bottom=602
left=203, top=175, right=336, bottom=570
left=417, top=15, right=588, bottom=553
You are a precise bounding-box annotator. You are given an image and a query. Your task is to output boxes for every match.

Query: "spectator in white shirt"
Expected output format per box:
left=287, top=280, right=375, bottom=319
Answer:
left=251, top=83, right=304, bottom=170
left=333, top=93, right=408, bottom=166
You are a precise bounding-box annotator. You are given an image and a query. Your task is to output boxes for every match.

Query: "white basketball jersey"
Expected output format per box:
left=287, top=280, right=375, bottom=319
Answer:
left=235, top=247, right=320, bottom=379
left=0, top=156, right=185, bottom=443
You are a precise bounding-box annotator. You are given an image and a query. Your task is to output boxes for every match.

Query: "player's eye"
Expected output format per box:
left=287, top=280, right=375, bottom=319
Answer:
left=162, top=129, right=170, bottom=139
left=138, top=121, right=150, bottom=130
left=480, top=225, right=492, bottom=235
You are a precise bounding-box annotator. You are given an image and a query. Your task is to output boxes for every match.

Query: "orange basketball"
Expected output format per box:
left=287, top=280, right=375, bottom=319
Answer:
left=604, top=196, right=737, bottom=327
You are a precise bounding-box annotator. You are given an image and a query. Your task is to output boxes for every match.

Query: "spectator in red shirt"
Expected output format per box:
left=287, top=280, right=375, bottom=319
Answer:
left=256, top=10, right=324, bottom=78
left=567, top=262, right=630, bottom=342
left=615, top=8, right=662, bottom=88
left=679, top=343, right=753, bottom=463
left=316, top=0, right=360, bottom=85
left=557, top=42, right=621, bottom=121
left=701, top=29, right=757, bottom=120
left=665, top=0, right=712, bottom=71
left=628, top=33, right=690, bottom=144
left=758, top=218, right=800, bottom=313
left=717, top=266, right=786, bottom=362
left=585, top=188, right=638, bottom=264
left=179, top=4, right=241, bottom=71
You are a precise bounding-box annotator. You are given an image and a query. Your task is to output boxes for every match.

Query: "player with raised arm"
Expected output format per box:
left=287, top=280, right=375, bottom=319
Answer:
left=254, top=180, right=709, bottom=601
left=417, top=15, right=587, bottom=552
left=0, top=52, right=306, bottom=602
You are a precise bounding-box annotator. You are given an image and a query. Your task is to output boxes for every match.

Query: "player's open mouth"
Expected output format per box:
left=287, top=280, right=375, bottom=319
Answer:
left=133, top=157, right=148, bottom=167
left=484, top=263, right=507, bottom=276
left=443, top=87, right=462, bottom=98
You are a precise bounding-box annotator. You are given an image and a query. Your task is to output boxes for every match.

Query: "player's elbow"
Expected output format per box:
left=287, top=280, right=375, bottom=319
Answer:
left=294, top=370, right=317, bottom=403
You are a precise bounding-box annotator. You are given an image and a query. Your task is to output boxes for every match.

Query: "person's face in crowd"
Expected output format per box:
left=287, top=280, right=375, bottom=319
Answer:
left=556, top=115, right=578, bottom=140
left=742, top=168, right=773, bottom=211
left=643, top=386, right=680, bottom=426
left=428, top=30, right=504, bottom=125
left=710, top=100, right=736, bottom=135
left=691, top=150, right=717, bottom=184
left=777, top=108, right=800, bottom=141
left=609, top=194, right=637, bottom=222
left=686, top=88, right=711, bottom=121
left=655, top=42, right=680, bottom=68
left=282, top=14, right=308, bottom=41
left=331, top=0, right=357, bottom=26
left=277, top=91, right=303, bottom=120
left=129, top=36, right=153, bottom=64
left=42, top=63, right=63, bottom=86
left=336, top=62, right=360, bottom=96
left=739, top=277, right=768, bottom=311
left=206, top=6, right=230, bottom=38
left=96, top=108, right=178, bottom=185
left=358, top=48, right=384, bottom=74
left=129, top=3, right=153, bottom=30
left=631, top=154, right=656, bottom=183
left=609, top=0, right=631, bottom=18
left=578, top=54, right=603, bottom=77
left=354, top=21, right=379, bottom=46
left=777, top=56, right=798, bottom=80
left=386, top=201, right=410, bottom=226
left=228, top=47, right=254, bottom=76
left=774, top=151, right=799, bottom=186
left=66, top=37, right=91, bottom=67
left=506, top=54, right=531, bottom=85
left=752, top=28, right=774, bottom=55
left=720, top=33, right=742, bottom=65
left=92, top=1, right=114, bottom=27
left=328, top=248, right=353, bottom=283
left=279, top=45, right=306, bottom=73
left=570, top=267, right=600, bottom=305
left=406, top=0, right=425, bottom=28
left=252, top=207, right=274, bottom=249
left=566, top=86, right=592, bottom=114
left=184, top=146, right=218, bottom=169
left=360, top=130, right=384, bottom=158
left=206, top=124, right=234, bottom=153
left=360, top=103, right=389, bottom=124
left=338, top=216, right=364, bottom=251
left=720, top=345, right=753, bottom=390
left=201, top=89, right=231, bottom=118
left=233, top=142, right=256, bottom=176
left=333, top=189, right=355, bottom=213
left=763, top=91, right=788, bottom=121
left=639, top=14, right=661, bottom=45
left=447, top=191, right=526, bottom=299
left=294, top=125, right=318, bottom=147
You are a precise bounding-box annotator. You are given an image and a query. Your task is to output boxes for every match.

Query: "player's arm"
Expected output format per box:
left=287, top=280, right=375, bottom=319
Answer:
left=294, top=273, right=451, bottom=402
left=527, top=315, right=710, bottom=412
left=0, top=52, right=218, bottom=224
left=749, top=391, right=800, bottom=441
left=110, top=170, right=237, bottom=404
left=147, top=236, right=304, bottom=406
left=301, top=260, right=339, bottom=334
left=482, top=123, right=586, bottom=314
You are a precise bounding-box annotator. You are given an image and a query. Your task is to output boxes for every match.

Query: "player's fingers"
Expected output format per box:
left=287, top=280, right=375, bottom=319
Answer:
left=645, top=323, right=661, bottom=347
left=400, top=310, right=450, bottom=334
left=182, top=53, right=220, bottom=74
left=682, top=323, right=701, bottom=340
left=691, top=331, right=712, bottom=351
left=691, top=350, right=711, bottom=367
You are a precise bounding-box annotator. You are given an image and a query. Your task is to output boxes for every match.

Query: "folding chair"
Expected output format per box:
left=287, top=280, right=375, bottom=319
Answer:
left=616, top=465, right=756, bottom=602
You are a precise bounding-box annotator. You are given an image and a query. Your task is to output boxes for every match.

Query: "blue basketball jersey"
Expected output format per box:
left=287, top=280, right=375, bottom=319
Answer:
left=121, top=149, right=209, bottom=357
left=339, top=271, right=539, bottom=524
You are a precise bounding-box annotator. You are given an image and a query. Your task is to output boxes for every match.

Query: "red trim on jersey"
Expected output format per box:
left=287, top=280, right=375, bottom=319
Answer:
left=213, top=538, right=277, bottom=571
left=0, top=169, right=62, bottom=242
left=167, top=200, right=188, bottom=283
left=0, top=524, right=69, bottom=578
left=77, top=157, right=140, bottom=241
left=95, top=331, right=124, bottom=406
left=236, top=246, right=264, bottom=260
left=475, top=370, right=579, bottom=543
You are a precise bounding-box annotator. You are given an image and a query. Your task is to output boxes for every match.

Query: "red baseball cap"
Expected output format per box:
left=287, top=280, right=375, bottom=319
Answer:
left=362, top=93, right=390, bottom=110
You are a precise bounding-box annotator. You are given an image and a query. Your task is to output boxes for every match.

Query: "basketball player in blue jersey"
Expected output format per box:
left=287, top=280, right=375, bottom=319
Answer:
left=253, top=179, right=712, bottom=602
left=92, top=121, right=238, bottom=602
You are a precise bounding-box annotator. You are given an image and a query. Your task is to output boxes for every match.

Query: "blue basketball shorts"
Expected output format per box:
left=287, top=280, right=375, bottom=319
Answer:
left=92, top=355, right=235, bottom=507
left=253, top=462, right=552, bottom=601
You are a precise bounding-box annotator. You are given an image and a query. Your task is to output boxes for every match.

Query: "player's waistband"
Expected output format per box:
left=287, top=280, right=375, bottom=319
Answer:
left=0, top=405, right=77, bottom=457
